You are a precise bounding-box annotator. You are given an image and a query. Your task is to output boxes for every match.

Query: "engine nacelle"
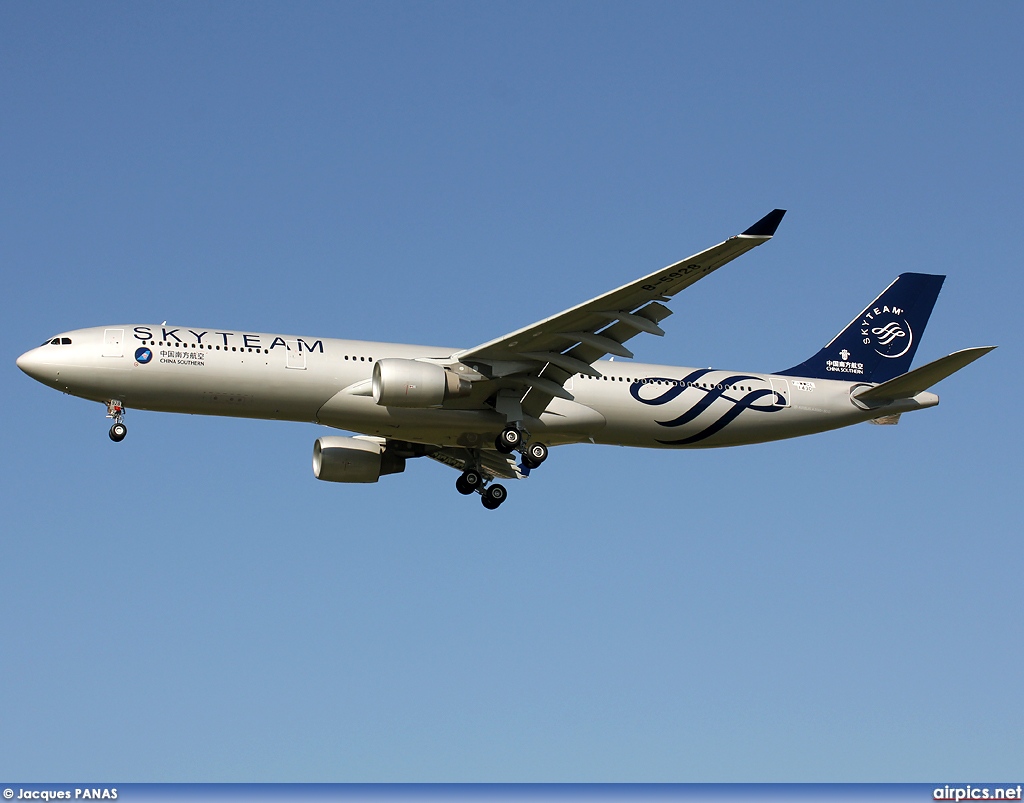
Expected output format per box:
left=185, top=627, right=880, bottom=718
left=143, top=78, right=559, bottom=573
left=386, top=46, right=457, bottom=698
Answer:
left=312, top=436, right=405, bottom=483
left=372, top=358, right=471, bottom=408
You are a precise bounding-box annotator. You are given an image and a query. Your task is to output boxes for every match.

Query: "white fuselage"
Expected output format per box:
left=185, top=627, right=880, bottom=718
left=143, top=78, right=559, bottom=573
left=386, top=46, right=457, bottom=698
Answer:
left=17, top=324, right=939, bottom=450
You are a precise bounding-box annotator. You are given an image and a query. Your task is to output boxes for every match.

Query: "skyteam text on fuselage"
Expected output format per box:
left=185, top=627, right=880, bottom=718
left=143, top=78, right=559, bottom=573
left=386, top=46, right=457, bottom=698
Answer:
left=16, top=210, right=995, bottom=509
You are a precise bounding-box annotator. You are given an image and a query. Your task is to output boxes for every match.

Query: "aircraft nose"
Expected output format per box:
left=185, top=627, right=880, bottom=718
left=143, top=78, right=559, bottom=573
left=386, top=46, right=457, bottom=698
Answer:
left=16, top=347, right=46, bottom=381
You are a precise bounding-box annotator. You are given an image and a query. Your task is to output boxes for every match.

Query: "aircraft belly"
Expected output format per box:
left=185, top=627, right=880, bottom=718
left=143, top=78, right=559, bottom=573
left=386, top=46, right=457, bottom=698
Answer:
left=317, top=390, right=506, bottom=446
left=534, top=398, right=607, bottom=441
left=316, top=392, right=606, bottom=448
left=39, top=363, right=131, bottom=402
left=106, top=359, right=335, bottom=421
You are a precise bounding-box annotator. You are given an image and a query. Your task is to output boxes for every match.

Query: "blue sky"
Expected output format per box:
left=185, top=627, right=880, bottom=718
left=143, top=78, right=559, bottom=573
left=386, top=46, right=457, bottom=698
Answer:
left=2, top=1, right=1021, bottom=782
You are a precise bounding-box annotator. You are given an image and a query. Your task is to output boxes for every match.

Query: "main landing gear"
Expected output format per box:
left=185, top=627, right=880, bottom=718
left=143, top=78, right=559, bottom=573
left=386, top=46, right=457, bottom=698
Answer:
left=456, top=428, right=550, bottom=510
left=481, top=483, right=507, bottom=510
left=495, top=426, right=522, bottom=453
left=106, top=400, right=127, bottom=442
left=456, top=468, right=483, bottom=495
left=495, top=426, right=549, bottom=469
left=455, top=468, right=508, bottom=510
left=521, top=441, right=548, bottom=469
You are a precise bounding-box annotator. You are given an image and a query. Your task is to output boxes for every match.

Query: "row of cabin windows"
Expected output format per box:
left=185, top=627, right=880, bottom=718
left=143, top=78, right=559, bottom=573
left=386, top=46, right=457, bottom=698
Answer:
left=142, top=341, right=375, bottom=362
left=577, top=374, right=755, bottom=392
left=143, top=341, right=269, bottom=353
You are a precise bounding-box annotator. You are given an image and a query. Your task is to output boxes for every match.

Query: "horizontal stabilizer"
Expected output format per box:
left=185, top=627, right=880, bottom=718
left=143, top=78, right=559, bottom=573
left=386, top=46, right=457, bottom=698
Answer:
left=853, top=346, right=995, bottom=405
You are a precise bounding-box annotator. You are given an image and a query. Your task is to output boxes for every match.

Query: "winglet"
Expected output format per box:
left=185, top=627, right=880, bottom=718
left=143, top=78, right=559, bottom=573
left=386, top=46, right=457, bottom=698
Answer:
left=741, top=209, right=787, bottom=237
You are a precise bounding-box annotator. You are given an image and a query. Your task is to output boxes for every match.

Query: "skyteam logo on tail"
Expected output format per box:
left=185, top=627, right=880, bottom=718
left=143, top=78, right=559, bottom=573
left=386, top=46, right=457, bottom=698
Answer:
left=778, top=272, right=944, bottom=385
left=861, top=305, right=913, bottom=359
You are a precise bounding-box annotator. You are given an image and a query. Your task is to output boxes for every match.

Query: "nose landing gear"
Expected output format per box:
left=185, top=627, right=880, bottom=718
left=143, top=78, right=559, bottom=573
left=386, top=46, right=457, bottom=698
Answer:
left=106, top=400, right=127, bottom=442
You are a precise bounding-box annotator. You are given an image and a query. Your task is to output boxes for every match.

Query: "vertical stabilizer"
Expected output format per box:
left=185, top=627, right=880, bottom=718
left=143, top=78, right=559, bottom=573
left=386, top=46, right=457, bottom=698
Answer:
left=779, top=273, right=945, bottom=383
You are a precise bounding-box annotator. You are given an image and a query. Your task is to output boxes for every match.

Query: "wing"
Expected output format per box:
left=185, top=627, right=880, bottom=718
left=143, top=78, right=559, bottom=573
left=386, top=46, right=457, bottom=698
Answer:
left=455, top=209, right=786, bottom=418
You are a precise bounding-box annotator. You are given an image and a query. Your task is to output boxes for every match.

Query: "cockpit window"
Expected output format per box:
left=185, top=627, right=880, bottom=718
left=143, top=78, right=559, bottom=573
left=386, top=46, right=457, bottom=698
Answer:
left=49, top=338, right=60, bottom=345
left=42, top=337, right=73, bottom=345
left=61, top=337, right=72, bottom=344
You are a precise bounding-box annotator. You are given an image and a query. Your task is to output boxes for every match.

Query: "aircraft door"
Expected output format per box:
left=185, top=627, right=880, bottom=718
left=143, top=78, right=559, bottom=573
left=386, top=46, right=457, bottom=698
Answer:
left=285, top=340, right=306, bottom=370
left=102, top=328, right=124, bottom=358
left=770, top=377, right=790, bottom=408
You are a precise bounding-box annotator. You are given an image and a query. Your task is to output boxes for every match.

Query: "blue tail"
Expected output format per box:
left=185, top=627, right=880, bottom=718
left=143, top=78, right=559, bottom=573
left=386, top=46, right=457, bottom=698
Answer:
left=779, top=273, right=945, bottom=383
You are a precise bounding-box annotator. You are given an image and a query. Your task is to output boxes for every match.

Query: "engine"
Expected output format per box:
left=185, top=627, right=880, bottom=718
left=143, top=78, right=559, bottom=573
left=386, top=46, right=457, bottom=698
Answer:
left=372, top=358, right=471, bottom=408
left=312, top=436, right=405, bottom=483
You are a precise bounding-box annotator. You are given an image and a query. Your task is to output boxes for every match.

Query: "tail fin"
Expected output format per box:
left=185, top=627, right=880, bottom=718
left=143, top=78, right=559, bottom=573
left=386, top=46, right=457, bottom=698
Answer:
left=779, top=273, right=945, bottom=383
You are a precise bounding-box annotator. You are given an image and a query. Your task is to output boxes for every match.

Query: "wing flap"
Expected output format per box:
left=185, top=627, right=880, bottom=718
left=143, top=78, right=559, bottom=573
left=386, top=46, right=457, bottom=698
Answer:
left=427, top=447, right=526, bottom=480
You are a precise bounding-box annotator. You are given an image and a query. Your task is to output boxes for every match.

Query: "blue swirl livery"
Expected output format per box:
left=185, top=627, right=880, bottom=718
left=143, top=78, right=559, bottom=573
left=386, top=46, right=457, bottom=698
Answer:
left=631, top=369, right=785, bottom=445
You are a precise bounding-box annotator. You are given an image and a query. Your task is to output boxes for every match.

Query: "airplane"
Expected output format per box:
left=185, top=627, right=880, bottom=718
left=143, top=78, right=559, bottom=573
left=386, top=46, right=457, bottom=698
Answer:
left=16, top=209, right=995, bottom=509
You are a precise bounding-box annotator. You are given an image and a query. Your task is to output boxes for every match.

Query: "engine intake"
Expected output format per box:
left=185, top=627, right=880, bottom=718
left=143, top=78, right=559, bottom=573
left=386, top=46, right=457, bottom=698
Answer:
left=312, top=436, right=405, bottom=483
left=372, top=358, right=471, bottom=408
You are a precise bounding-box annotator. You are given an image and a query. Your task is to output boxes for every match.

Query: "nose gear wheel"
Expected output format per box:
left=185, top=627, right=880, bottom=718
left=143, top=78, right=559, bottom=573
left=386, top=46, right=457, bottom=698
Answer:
left=105, top=400, right=127, bottom=442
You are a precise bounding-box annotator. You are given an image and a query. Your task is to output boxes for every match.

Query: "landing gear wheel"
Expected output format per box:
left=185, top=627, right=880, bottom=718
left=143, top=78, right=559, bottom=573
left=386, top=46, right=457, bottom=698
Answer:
left=522, top=442, right=548, bottom=469
left=495, top=427, right=522, bottom=454
left=456, top=469, right=483, bottom=495
left=109, top=423, right=127, bottom=442
left=481, top=483, right=507, bottom=510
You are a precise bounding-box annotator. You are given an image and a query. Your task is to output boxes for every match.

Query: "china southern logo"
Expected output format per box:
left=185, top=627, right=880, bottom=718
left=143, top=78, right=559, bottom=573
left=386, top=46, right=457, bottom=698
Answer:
left=135, top=347, right=153, bottom=364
